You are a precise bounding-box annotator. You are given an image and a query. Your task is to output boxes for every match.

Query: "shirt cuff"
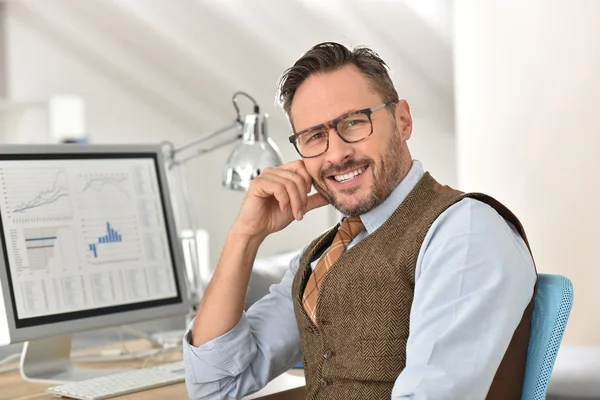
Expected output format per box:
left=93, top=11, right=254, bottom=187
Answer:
left=183, top=313, right=258, bottom=378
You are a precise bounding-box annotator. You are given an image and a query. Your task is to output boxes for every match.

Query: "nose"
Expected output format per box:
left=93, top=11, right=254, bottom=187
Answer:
left=324, top=127, right=354, bottom=166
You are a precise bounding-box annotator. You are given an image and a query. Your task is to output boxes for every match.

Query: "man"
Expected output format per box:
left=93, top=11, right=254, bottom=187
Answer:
left=183, top=42, right=537, bottom=400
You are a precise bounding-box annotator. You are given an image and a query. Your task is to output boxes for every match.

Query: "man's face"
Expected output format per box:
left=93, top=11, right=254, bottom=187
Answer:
left=290, top=65, right=413, bottom=216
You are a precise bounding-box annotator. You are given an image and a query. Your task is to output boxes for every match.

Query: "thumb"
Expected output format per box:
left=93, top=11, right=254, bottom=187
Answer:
left=306, top=192, right=329, bottom=212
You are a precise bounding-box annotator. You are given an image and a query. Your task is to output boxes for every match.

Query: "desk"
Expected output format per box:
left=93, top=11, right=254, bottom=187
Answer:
left=0, top=340, right=306, bottom=400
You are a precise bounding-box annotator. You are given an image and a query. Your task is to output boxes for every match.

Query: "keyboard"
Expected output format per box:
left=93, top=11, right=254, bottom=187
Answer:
left=46, top=361, right=185, bottom=400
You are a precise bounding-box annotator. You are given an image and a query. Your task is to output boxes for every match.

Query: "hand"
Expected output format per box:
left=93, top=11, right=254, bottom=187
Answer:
left=233, top=160, right=329, bottom=240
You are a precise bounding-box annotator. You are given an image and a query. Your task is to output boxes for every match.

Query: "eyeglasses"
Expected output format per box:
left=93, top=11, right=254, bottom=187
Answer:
left=288, top=100, right=398, bottom=158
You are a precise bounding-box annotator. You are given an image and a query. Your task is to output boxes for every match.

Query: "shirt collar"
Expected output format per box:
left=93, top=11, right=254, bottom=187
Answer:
left=346, top=159, right=424, bottom=234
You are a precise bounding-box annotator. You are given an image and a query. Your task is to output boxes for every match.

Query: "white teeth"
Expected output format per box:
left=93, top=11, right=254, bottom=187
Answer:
left=334, top=167, right=365, bottom=182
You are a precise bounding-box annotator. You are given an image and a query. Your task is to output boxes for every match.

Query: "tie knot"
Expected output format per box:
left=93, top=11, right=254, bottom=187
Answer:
left=339, top=216, right=364, bottom=241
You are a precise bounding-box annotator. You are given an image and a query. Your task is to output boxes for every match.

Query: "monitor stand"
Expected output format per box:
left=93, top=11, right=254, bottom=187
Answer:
left=20, top=334, right=121, bottom=384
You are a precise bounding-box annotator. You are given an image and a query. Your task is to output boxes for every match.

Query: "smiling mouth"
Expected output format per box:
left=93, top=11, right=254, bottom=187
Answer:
left=328, top=166, right=368, bottom=183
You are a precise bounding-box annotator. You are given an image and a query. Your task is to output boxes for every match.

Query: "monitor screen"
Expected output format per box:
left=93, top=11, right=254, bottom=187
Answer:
left=0, top=153, right=182, bottom=328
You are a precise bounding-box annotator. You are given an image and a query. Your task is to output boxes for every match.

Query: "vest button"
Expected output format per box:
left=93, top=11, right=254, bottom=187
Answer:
left=319, top=378, right=328, bottom=387
left=323, top=350, right=333, bottom=360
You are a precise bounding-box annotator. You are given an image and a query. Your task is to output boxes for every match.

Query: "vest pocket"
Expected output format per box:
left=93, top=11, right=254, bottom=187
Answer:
left=355, top=338, right=407, bottom=382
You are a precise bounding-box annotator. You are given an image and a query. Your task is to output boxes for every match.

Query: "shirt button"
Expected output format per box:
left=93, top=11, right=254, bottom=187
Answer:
left=323, top=350, right=333, bottom=360
left=319, top=379, right=328, bottom=387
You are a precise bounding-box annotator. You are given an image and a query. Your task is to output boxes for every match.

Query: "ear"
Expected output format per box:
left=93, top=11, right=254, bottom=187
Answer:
left=395, top=99, right=413, bottom=140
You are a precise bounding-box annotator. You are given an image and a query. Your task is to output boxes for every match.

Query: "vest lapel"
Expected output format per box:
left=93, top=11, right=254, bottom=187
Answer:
left=294, top=225, right=339, bottom=327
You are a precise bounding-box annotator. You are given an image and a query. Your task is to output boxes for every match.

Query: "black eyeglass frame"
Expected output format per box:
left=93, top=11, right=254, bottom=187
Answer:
left=288, top=99, right=399, bottom=158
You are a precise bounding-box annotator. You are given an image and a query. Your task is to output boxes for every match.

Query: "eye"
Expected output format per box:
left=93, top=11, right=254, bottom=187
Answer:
left=342, top=116, right=369, bottom=130
left=307, top=132, right=325, bottom=142
left=298, top=130, right=327, bottom=147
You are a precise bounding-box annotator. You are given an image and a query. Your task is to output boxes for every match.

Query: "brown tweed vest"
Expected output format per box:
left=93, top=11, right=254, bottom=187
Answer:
left=292, top=172, right=537, bottom=400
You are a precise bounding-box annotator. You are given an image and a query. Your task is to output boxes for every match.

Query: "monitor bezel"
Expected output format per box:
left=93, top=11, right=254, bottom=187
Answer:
left=0, top=144, right=190, bottom=343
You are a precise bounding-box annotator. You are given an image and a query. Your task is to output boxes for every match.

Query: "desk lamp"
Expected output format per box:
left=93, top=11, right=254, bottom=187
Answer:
left=160, top=92, right=283, bottom=333
left=162, top=91, right=283, bottom=188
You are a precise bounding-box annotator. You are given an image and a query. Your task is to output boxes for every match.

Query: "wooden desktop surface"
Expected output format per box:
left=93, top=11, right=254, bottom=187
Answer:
left=0, top=340, right=306, bottom=400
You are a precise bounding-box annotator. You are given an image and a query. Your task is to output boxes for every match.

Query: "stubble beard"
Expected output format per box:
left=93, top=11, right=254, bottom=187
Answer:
left=313, top=130, right=405, bottom=217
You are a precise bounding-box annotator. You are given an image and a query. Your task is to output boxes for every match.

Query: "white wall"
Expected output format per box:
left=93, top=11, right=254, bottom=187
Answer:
left=454, top=0, right=600, bottom=346
left=4, top=7, right=334, bottom=269
left=410, top=116, right=456, bottom=186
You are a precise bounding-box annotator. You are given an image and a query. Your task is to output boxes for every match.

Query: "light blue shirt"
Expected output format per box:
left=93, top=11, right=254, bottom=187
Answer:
left=183, top=160, right=537, bottom=400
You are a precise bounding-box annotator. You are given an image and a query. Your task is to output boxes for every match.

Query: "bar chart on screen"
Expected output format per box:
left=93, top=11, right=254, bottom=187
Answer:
left=88, top=222, right=122, bottom=258
left=83, top=217, right=142, bottom=265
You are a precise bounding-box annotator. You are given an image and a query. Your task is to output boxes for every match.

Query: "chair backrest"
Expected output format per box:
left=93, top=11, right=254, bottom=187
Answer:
left=521, top=273, right=574, bottom=400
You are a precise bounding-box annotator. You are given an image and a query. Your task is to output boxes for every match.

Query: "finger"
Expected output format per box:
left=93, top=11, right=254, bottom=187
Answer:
left=280, top=161, right=313, bottom=194
left=253, top=177, right=290, bottom=213
left=259, top=173, right=304, bottom=220
left=307, top=192, right=329, bottom=212
left=261, top=167, right=307, bottom=215
left=262, top=168, right=308, bottom=211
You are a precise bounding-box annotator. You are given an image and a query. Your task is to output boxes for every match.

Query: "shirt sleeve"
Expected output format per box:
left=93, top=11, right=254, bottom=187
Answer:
left=183, top=249, right=305, bottom=400
left=391, top=198, right=537, bottom=400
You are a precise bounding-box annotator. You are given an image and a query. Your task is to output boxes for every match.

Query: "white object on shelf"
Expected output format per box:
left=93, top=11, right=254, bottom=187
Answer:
left=49, top=95, right=87, bottom=142
left=0, top=96, right=87, bottom=144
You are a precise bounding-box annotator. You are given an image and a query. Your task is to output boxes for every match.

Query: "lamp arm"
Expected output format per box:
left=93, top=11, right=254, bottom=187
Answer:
left=162, top=120, right=241, bottom=168
left=173, top=134, right=242, bottom=167
left=174, top=120, right=241, bottom=154
left=162, top=92, right=258, bottom=168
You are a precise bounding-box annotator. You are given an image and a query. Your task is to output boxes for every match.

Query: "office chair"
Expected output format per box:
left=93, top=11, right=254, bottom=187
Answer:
left=521, top=273, right=574, bottom=400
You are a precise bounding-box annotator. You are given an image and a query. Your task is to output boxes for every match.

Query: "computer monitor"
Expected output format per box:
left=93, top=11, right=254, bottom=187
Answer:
left=0, top=144, right=190, bottom=383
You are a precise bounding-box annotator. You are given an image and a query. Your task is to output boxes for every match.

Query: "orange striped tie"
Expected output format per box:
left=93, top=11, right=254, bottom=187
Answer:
left=302, top=216, right=364, bottom=324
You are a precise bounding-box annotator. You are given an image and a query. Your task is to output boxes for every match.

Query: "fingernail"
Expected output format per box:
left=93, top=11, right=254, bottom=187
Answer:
left=298, top=211, right=304, bottom=220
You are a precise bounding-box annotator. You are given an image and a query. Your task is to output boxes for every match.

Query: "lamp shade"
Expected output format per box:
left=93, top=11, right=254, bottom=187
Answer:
left=222, top=113, right=283, bottom=191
